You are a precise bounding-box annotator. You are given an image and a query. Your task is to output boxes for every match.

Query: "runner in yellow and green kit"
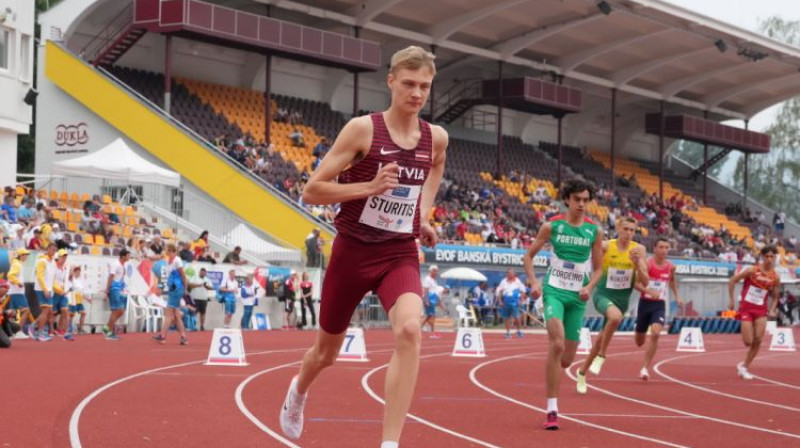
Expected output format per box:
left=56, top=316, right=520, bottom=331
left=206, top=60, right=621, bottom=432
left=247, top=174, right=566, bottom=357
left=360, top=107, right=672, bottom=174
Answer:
left=576, top=216, right=648, bottom=394
left=524, top=179, right=604, bottom=430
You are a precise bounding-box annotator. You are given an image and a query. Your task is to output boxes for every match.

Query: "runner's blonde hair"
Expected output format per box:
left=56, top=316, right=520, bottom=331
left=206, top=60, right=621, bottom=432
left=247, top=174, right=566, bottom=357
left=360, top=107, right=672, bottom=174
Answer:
left=390, top=46, right=436, bottom=75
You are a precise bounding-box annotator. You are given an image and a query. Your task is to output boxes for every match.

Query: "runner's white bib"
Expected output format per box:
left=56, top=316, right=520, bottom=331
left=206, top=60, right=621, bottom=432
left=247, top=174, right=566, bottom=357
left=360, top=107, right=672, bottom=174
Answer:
left=359, top=185, right=421, bottom=234
left=649, top=280, right=669, bottom=301
left=547, top=257, right=588, bottom=292
left=606, top=268, right=633, bottom=290
left=744, top=285, right=768, bottom=306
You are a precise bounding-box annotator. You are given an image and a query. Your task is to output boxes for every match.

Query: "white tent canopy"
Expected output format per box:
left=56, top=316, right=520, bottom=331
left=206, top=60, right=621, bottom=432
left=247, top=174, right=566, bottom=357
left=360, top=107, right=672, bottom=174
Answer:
left=51, top=138, right=180, bottom=187
left=440, top=267, right=487, bottom=282
left=223, top=223, right=301, bottom=263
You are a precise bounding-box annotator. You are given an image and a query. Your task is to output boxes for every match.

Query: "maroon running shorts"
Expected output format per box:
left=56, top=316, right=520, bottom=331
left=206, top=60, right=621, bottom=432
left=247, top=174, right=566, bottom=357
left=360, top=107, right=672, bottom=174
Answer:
left=319, top=234, right=422, bottom=334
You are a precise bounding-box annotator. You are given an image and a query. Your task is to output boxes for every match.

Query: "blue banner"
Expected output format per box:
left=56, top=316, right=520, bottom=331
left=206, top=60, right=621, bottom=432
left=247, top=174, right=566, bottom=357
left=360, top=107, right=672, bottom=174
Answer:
left=423, top=244, right=741, bottom=278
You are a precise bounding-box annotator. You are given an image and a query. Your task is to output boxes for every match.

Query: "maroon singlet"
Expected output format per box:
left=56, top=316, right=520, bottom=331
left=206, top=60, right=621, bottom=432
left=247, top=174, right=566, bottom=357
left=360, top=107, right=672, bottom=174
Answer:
left=334, top=112, right=433, bottom=243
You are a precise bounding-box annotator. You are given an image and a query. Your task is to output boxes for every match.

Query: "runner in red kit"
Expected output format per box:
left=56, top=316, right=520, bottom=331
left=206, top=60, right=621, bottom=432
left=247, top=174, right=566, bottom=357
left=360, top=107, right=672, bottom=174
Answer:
left=279, top=46, right=448, bottom=448
left=728, top=245, right=780, bottom=380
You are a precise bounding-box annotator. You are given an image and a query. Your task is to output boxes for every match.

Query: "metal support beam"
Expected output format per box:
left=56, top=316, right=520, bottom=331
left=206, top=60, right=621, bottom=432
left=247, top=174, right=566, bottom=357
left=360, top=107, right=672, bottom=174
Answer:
left=164, top=35, right=172, bottom=114
left=496, top=60, right=504, bottom=178
left=659, top=100, right=665, bottom=200
left=264, top=54, right=272, bottom=144
left=703, top=110, right=709, bottom=205
left=610, top=88, right=617, bottom=192
left=743, top=120, right=749, bottom=206
left=557, top=115, right=563, bottom=187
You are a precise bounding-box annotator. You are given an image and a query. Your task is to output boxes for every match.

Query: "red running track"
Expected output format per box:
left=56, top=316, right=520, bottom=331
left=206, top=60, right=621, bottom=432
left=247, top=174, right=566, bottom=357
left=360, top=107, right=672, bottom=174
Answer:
left=3, top=329, right=799, bottom=447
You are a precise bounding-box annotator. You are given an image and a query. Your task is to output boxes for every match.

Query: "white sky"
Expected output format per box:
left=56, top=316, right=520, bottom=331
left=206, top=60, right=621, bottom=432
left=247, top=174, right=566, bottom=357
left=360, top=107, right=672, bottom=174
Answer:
left=663, top=0, right=800, bottom=130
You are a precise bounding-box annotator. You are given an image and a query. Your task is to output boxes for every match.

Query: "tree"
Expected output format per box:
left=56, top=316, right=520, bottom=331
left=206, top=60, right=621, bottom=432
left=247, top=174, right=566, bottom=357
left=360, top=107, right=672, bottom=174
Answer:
left=674, top=16, right=800, bottom=223
left=733, top=17, right=800, bottom=222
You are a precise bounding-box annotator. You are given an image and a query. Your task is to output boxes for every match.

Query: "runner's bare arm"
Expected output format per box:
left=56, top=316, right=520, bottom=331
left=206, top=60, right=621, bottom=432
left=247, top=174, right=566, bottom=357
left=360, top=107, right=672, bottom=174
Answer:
left=524, top=222, right=552, bottom=298
left=633, top=246, right=650, bottom=286
left=669, top=265, right=683, bottom=306
left=769, top=283, right=779, bottom=317
left=302, top=116, right=393, bottom=205
left=728, top=266, right=753, bottom=309
left=582, top=228, right=606, bottom=299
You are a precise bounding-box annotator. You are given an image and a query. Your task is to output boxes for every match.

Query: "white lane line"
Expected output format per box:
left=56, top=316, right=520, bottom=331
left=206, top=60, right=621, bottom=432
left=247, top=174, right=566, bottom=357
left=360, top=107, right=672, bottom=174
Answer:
left=564, top=352, right=800, bottom=439
left=360, top=349, right=508, bottom=448
left=235, top=360, right=304, bottom=448
left=565, top=414, right=698, bottom=419
left=654, top=352, right=800, bottom=412
left=70, top=338, right=438, bottom=448
left=233, top=342, right=457, bottom=447
left=69, top=346, right=315, bottom=448
left=750, top=374, right=800, bottom=391
left=471, top=354, right=692, bottom=448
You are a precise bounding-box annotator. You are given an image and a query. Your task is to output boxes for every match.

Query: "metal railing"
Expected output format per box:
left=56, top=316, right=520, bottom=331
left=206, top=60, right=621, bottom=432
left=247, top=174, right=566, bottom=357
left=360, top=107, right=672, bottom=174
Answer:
left=435, top=79, right=483, bottom=117
left=79, top=3, right=133, bottom=63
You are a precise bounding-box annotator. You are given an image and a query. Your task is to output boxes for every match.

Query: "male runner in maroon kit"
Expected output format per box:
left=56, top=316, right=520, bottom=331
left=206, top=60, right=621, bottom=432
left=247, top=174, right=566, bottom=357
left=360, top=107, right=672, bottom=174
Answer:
left=279, top=46, right=448, bottom=448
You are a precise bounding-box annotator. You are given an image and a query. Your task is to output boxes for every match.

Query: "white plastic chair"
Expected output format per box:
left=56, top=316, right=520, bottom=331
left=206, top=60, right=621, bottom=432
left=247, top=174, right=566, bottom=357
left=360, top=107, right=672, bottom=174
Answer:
left=456, top=304, right=477, bottom=328
left=141, top=295, right=165, bottom=333
left=127, top=296, right=147, bottom=332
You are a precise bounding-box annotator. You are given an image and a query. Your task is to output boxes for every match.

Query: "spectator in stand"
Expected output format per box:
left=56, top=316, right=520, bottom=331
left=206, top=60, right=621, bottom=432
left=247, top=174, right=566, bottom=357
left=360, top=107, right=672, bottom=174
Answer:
left=305, top=229, right=322, bottom=267
left=191, top=231, right=210, bottom=259
left=223, top=246, right=247, bottom=265
left=788, top=235, right=797, bottom=249
left=16, top=200, right=34, bottom=223
left=289, top=109, right=303, bottom=125
left=254, top=150, right=270, bottom=177
left=188, top=267, right=213, bottom=331
left=289, top=128, right=305, bottom=148
left=27, top=228, right=43, bottom=250
left=312, top=137, right=330, bottom=159
left=275, top=107, right=289, bottom=123
left=774, top=211, right=786, bottom=237
left=742, top=250, right=756, bottom=264
left=532, top=183, right=550, bottom=204
left=1, top=196, right=17, bottom=223
left=178, top=241, right=194, bottom=263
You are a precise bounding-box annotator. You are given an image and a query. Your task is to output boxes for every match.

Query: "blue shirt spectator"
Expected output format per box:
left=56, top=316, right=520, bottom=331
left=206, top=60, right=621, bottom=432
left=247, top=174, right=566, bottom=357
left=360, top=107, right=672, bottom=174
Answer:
left=1, top=199, right=17, bottom=223
left=16, top=201, right=34, bottom=221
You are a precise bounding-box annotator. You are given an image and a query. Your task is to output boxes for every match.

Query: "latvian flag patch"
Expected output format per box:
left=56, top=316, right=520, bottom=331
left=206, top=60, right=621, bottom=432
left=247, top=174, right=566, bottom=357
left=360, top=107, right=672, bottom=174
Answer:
left=415, top=152, right=429, bottom=161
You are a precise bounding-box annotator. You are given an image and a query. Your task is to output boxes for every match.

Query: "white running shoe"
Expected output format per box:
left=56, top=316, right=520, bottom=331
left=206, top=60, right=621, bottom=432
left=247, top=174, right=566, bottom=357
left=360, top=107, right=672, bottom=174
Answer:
left=280, top=376, right=307, bottom=440
left=14, top=331, right=29, bottom=340
left=588, top=356, right=605, bottom=375
left=639, top=367, right=649, bottom=381
left=737, top=364, right=754, bottom=380
left=576, top=371, right=588, bottom=394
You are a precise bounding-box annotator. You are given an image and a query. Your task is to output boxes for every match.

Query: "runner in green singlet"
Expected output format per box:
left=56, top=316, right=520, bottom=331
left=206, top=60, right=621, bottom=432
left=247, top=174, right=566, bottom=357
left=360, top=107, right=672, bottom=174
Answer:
left=524, top=179, right=604, bottom=430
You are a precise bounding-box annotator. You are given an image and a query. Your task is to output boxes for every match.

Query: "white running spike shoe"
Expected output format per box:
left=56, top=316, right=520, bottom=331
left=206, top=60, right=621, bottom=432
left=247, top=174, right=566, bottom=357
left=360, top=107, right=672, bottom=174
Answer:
left=280, top=376, right=307, bottom=440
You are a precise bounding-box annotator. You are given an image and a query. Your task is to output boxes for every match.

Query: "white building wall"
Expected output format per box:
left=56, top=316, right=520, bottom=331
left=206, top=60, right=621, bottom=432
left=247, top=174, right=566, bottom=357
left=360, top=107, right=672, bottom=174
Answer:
left=0, top=0, right=35, bottom=186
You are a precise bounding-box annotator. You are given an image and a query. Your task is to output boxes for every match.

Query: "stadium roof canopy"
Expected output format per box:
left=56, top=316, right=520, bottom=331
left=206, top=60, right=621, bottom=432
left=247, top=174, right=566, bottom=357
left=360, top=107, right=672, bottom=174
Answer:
left=249, top=0, right=800, bottom=121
